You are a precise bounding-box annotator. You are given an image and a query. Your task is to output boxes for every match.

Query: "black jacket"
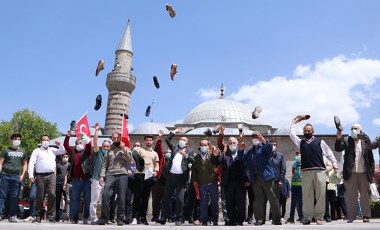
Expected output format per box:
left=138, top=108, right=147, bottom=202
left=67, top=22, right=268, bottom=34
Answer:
left=165, top=132, right=195, bottom=182
left=212, top=152, right=249, bottom=187
left=335, top=136, right=374, bottom=183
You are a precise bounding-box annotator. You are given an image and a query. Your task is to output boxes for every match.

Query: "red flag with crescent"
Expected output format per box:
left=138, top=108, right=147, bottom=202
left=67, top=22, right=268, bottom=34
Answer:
left=74, top=112, right=92, bottom=145
left=121, top=113, right=131, bottom=148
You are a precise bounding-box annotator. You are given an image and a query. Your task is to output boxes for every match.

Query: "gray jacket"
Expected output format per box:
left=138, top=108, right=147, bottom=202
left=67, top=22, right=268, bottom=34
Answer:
left=100, top=145, right=133, bottom=177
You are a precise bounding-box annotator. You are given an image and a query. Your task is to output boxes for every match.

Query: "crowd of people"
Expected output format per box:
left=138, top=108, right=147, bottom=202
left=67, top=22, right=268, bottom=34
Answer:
left=0, top=117, right=378, bottom=226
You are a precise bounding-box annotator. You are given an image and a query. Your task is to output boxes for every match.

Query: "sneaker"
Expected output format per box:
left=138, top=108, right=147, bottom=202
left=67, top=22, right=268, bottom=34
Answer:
left=252, top=105, right=263, bottom=119
left=281, top=218, right=285, bottom=223
left=24, top=216, right=35, bottom=222
left=83, top=218, right=88, bottom=224
left=9, top=216, right=19, bottom=223
left=316, top=219, right=324, bottom=225
left=131, top=218, right=137, bottom=225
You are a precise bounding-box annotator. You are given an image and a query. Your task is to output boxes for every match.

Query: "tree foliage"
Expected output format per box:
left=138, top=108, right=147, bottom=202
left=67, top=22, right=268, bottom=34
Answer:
left=0, top=109, right=61, bottom=155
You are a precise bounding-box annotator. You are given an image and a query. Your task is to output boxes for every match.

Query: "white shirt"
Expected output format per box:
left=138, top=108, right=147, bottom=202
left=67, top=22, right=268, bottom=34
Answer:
left=354, top=140, right=366, bottom=173
left=28, top=145, right=67, bottom=178
left=289, top=123, right=337, bottom=165
left=170, top=150, right=184, bottom=174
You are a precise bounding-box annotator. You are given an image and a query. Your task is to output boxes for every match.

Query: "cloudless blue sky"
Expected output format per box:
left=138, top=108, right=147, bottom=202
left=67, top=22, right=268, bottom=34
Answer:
left=1, top=1, right=380, bottom=160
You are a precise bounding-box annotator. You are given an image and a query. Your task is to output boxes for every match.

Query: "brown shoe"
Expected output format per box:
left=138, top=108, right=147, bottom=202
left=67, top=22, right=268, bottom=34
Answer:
left=95, top=59, right=105, bottom=76
left=170, top=64, right=177, bottom=80
left=193, top=220, right=201, bottom=225
left=212, top=125, right=221, bottom=134
left=294, top=115, right=310, bottom=122
left=165, top=4, right=176, bottom=18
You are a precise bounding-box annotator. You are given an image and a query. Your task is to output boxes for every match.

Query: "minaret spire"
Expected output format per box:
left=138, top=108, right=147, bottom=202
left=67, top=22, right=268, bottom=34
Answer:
left=118, top=17, right=133, bottom=53
left=220, top=83, right=224, bottom=99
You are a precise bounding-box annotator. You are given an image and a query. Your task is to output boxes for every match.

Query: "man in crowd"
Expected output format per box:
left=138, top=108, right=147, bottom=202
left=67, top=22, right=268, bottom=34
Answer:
left=28, top=135, right=67, bottom=223
left=156, top=128, right=195, bottom=226
left=0, top=134, right=27, bottom=222
left=335, top=123, right=374, bottom=223
left=64, top=130, right=92, bottom=224
left=289, top=118, right=338, bottom=225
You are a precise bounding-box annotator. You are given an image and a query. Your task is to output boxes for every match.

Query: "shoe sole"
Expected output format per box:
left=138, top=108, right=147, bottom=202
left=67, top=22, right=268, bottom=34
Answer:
left=165, top=4, right=176, bottom=18
left=170, top=64, right=177, bottom=80
left=334, top=116, right=343, bottom=131
left=252, top=105, right=262, bottom=119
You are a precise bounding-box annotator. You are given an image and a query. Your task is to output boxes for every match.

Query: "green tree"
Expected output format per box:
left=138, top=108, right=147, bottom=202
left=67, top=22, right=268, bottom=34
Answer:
left=0, top=109, right=61, bottom=154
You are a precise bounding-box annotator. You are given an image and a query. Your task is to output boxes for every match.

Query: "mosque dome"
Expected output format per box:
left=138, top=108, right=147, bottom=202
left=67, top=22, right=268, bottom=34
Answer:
left=183, top=98, right=260, bottom=125
left=273, top=124, right=304, bottom=135
left=131, top=122, right=170, bottom=135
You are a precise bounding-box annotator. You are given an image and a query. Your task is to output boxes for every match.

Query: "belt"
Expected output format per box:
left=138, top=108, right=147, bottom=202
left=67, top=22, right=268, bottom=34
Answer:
left=36, top=172, right=54, bottom=176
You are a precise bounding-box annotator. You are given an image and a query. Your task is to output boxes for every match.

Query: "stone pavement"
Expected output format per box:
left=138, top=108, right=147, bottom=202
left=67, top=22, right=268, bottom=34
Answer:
left=1, top=219, right=380, bottom=230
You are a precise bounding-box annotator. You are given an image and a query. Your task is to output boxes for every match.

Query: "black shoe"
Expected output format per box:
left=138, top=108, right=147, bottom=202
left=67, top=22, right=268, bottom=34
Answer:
left=70, top=120, right=77, bottom=131
left=145, top=105, right=151, bottom=117
left=123, top=219, right=131, bottom=224
left=325, top=217, right=331, bottom=222
left=202, top=222, right=207, bottom=226
left=96, top=219, right=107, bottom=225
left=153, top=76, right=160, bottom=89
left=302, top=219, right=311, bottom=225
left=285, top=218, right=295, bottom=224
left=188, top=217, right=194, bottom=224
left=141, top=218, right=149, bottom=225
left=36, top=208, right=46, bottom=223
left=273, top=221, right=282, bottom=225
left=237, top=222, right=243, bottom=226
left=334, top=115, right=343, bottom=131
left=137, top=218, right=142, bottom=224
left=175, top=220, right=182, bottom=226
left=213, top=222, right=218, bottom=226
left=151, top=217, right=156, bottom=222
left=247, top=217, right=253, bottom=224
left=254, top=220, right=264, bottom=226
left=48, top=216, right=56, bottom=223
left=116, top=219, right=124, bottom=226
left=94, top=94, right=102, bottom=111
left=155, top=218, right=166, bottom=225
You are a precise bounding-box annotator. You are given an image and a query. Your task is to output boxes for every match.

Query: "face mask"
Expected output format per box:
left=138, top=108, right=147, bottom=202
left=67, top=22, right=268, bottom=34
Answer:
left=113, top=142, right=120, bottom=147
left=179, top=140, right=186, bottom=148
left=252, top=138, right=260, bottom=146
left=303, top=133, right=313, bottom=140
left=76, top=144, right=84, bottom=152
left=272, top=145, right=276, bottom=152
left=101, top=150, right=107, bottom=155
left=165, top=153, right=171, bottom=160
left=228, top=144, right=237, bottom=152
left=12, top=140, right=21, bottom=147
left=41, top=141, right=49, bottom=148
left=295, top=156, right=301, bottom=163
left=200, top=146, right=208, bottom=153
left=62, top=157, right=68, bottom=163
left=351, top=129, right=358, bottom=138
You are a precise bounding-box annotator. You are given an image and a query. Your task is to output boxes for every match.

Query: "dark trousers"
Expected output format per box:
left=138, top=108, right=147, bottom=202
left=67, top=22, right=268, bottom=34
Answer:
left=325, top=187, right=337, bottom=219
left=100, top=174, right=128, bottom=221
left=152, top=180, right=165, bottom=219
left=35, top=173, right=56, bottom=218
left=336, top=196, right=347, bottom=219
left=161, top=173, right=186, bottom=220
left=199, top=182, right=218, bottom=224
left=132, top=174, right=154, bottom=219
left=253, top=177, right=280, bottom=223
left=245, top=184, right=255, bottom=220
left=225, top=181, right=245, bottom=224
left=220, top=186, right=228, bottom=220
left=55, top=183, right=67, bottom=221
left=279, top=196, right=287, bottom=218
left=289, top=185, right=303, bottom=221
left=124, top=176, right=134, bottom=221
left=184, top=181, right=197, bottom=221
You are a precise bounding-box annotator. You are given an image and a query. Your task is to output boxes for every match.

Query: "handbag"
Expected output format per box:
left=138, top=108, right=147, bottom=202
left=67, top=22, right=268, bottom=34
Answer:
left=370, top=183, right=380, bottom=202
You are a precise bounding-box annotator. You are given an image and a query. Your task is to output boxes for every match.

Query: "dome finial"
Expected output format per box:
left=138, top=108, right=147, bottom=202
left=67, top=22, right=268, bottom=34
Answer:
left=220, top=83, right=224, bottom=99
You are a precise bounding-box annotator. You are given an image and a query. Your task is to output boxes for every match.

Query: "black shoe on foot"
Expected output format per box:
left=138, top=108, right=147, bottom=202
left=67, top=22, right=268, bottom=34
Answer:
left=141, top=218, right=149, bottom=225
left=302, top=219, right=311, bottom=225
left=155, top=218, right=166, bottom=225
left=116, top=219, right=124, bottom=226
left=175, top=220, right=182, bottom=226
left=96, top=219, right=107, bottom=225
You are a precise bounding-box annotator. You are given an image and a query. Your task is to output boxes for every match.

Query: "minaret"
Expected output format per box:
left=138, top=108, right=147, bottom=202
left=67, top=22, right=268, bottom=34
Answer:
left=104, top=18, right=136, bottom=134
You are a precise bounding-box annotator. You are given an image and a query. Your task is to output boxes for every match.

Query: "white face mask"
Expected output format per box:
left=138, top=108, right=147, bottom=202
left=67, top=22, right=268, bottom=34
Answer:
left=252, top=138, right=260, bottom=146
left=12, top=140, right=21, bottom=147
left=41, top=141, right=49, bottom=148
left=272, top=145, right=276, bottom=152
left=200, top=146, right=208, bottom=153
left=351, top=129, right=358, bottom=138
left=179, top=140, right=186, bottom=148
left=76, top=144, right=84, bottom=152
left=228, top=144, right=237, bottom=152
left=62, top=157, right=69, bottom=163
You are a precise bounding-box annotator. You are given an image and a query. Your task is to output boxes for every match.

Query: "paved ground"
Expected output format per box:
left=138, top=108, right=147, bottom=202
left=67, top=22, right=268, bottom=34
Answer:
left=1, top=219, right=380, bottom=230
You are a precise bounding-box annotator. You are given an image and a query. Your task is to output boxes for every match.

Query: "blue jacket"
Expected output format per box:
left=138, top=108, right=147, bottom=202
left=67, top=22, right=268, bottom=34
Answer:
left=270, top=151, right=286, bottom=183
left=238, top=140, right=274, bottom=183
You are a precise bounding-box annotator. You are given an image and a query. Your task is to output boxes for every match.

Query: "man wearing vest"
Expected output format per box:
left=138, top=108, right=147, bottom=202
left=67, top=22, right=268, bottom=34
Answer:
left=289, top=117, right=338, bottom=225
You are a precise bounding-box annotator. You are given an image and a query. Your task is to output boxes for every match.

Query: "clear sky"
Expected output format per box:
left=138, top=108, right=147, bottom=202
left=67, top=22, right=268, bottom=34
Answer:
left=1, top=1, right=380, bottom=153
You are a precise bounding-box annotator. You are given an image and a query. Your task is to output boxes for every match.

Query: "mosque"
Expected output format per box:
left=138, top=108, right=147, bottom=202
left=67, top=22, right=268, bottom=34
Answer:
left=53, top=20, right=342, bottom=169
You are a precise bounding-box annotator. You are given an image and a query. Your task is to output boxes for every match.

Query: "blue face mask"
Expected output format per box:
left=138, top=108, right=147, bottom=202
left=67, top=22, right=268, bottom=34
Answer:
left=101, top=150, right=107, bottom=155
left=165, top=153, right=171, bottom=160
left=351, top=129, right=358, bottom=138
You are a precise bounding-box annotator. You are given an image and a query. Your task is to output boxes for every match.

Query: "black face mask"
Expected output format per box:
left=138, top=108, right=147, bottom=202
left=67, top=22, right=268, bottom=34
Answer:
left=304, top=133, right=313, bottom=140
left=113, top=142, right=120, bottom=147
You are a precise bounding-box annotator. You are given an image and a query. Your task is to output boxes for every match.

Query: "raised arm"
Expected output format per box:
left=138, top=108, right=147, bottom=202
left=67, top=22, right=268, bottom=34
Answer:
left=64, top=130, right=73, bottom=156
left=165, top=128, right=182, bottom=152
left=93, top=122, right=100, bottom=153
left=289, top=119, right=302, bottom=148
left=217, top=125, right=226, bottom=152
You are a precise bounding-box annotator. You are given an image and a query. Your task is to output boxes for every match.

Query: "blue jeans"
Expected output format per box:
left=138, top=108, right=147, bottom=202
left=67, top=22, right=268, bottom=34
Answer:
left=71, top=178, right=91, bottom=221
left=289, top=185, right=303, bottom=220
left=0, top=173, right=20, bottom=216
left=29, top=182, right=37, bottom=217
left=199, top=181, right=219, bottom=223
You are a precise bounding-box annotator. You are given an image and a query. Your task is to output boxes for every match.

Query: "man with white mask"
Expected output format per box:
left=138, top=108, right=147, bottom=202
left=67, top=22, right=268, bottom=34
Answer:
left=0, top=134, right=27, bottom=222
left=64, top=130, right=92, bottom=224
left=55, top=153, right=70, bottom=222
left=156, top=127, right=195, bottom=226
left=28, top=135, right=67, bottom=223
left=239, top=131, right=281, bottom=225
left=335, top=123, right=374, bottom=223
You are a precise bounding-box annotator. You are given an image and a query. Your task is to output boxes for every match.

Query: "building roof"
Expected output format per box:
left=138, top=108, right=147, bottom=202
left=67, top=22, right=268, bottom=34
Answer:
left=130, top=122, right=170, bottom=135
left=183, top=98, right=260, bottom=125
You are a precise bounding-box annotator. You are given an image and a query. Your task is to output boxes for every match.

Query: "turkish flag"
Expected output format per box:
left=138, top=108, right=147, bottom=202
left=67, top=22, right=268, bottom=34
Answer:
left=121, top=113, right=131, bottom=148
left=74, top=112, right=92, bottom=145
